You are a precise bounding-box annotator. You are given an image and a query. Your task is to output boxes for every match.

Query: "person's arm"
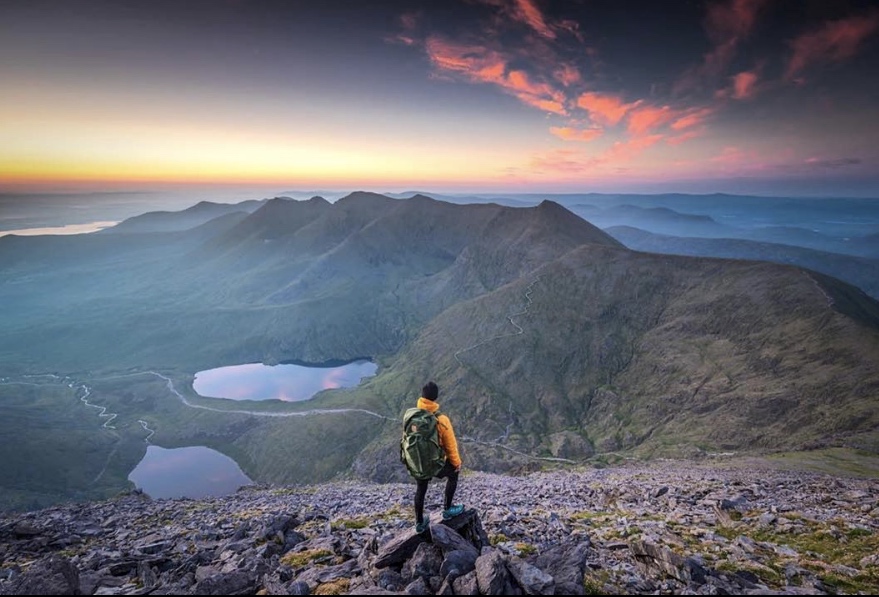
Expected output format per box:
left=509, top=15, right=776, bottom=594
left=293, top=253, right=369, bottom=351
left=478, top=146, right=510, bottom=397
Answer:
left=437, top=415, right=462, bottom=469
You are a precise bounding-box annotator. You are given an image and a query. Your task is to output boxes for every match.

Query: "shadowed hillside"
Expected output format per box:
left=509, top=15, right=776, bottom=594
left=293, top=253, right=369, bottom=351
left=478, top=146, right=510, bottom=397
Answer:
left=1, top=193, right=877, bottom=507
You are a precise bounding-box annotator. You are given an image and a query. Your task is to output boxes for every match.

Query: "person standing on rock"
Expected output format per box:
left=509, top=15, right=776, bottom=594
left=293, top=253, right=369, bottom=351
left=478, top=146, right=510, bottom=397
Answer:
left=401, top=381, right=464, bottom=534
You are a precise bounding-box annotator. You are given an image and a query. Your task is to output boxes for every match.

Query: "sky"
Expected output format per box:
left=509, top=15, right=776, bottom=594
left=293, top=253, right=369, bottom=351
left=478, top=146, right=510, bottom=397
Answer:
left=1, top=0, right=879, bottom=196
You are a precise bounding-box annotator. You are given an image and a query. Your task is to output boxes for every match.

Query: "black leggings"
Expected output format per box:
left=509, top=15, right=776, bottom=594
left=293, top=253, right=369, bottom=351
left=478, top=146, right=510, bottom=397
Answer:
left=414, top=461, right=459, bottom=524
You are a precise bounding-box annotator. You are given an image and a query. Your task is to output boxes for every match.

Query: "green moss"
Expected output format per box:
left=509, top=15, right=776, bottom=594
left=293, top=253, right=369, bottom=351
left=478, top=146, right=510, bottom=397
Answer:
left=490, top=533, right=509, bottom=546
left=314, top=579, right=350, bottom=595
left=332, top=516, right=371, bottom=530
left=515, top=542, right=537, bottom=556
left=280, top=549, right=332, bottom=568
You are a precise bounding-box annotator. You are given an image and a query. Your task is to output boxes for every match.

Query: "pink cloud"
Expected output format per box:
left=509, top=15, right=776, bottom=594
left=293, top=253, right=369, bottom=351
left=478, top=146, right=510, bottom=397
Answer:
left=425, top=37, right=567, bottom=115
left=577, top=92, right=640, bottom=126
left=666, top=130, right=704, bottom=146
left=705, top=0, right=769, bottom=45
left=785, top=12, right=879, bottom=79
left=606, top=134, right=665, bottom=161
left=400, top=13, right=418, bottom=32
left=549, top=127, right=603, bottom=142
left=513, top=0, right=556, bottom=39
left=529, top=148, right=592, bottom=174
left=554, top=63, right=581, bottom=87
left=476, top=0, right=557, bottom=39
left=557, top=19, right=585, bottom=43
left=426, top=37, right=506, bottom=83
left=671, top=107, right=714, bottom=130
left=732, top=70, right=759, bottom=99
left=627, top=105, right=677, bottom=136
left=386, top=12, right=420, bottom=46
left=675, top=0, right=771, bottom=94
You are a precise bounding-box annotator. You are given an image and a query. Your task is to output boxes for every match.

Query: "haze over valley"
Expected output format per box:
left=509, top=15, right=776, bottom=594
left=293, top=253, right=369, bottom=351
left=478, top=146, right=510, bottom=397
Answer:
left=1, top=190, right=878, bottom=513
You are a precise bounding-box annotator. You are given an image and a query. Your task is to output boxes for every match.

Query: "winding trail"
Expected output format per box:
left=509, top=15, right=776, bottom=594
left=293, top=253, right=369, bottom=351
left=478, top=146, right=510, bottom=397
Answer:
left=90, top=441, right=120, bottom=485
left=449, top=277, right=584, bottom=464
left=459, top=434, right=576, bottom=464
left=137, top=419, right=156, bottom=444
left=804, top=271, right=835, bottom=307
left=75, top=383, right=118, bottom=429
left=454, top=278, right=541, bottom=366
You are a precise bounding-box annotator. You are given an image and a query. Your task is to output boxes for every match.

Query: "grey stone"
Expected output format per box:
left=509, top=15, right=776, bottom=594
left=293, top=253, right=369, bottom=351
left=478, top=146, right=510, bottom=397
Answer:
left=532, top=537, right=592, bottom=596
left=452, top=570, right=479, bottom=595
left=475, top=550, right=512, bottom=596
left=403, top=542, right=444, bottom=582
left=136, top=561, right=158, bottom=589
left=506, top=556, right=555, bottom=595
left=191, top=570, right=257, bottom=595
left=439, top=549, right=477, bottom=582
left=630, top=539, right=686, bottom=580
left=294, top=559, right=358, bottom=591
left=404, top=576, right=429, bottom=595
left=376, top=569, right=405, bottom=592
left=0, top=555, right=80, bottom=596
left=288, top=580, right=311, bottom=595
left=429, top=524, right=478, bottom=559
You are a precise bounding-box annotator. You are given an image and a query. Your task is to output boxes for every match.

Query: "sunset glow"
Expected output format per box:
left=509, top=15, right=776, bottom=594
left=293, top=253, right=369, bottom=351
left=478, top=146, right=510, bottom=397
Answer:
left=1, top=0, right=878, bottom=195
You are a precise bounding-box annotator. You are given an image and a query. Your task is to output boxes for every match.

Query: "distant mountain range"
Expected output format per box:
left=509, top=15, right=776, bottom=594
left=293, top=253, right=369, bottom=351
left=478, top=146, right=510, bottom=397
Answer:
left=1, top=192, right=877, bottom=507
left=606, top=226, right=879, bottom=300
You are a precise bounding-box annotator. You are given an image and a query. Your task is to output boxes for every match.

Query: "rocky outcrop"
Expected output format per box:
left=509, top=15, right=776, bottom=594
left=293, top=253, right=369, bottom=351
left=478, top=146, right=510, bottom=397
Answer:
left=1, top=460, right=878, bottom=594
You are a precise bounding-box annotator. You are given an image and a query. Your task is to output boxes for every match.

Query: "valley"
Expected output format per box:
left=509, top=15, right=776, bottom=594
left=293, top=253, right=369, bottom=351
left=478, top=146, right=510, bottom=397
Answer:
left=1, top=193, right=878, bottom=512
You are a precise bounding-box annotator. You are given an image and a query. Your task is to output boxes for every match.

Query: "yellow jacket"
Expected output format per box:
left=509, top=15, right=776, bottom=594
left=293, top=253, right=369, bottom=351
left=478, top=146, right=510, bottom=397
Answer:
left=417, top=397, right=462, bottom=468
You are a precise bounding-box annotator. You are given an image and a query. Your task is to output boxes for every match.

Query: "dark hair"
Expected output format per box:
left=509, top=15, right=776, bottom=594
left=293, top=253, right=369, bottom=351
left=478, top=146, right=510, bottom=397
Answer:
left=422, top=381, right=439, bottom=401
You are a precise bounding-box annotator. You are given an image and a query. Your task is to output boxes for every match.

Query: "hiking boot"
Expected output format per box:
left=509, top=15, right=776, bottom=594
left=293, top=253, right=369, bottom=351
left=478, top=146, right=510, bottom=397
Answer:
left=442, top=504, right=464, bottom=520
left=415, top=520, right=430, bottom=534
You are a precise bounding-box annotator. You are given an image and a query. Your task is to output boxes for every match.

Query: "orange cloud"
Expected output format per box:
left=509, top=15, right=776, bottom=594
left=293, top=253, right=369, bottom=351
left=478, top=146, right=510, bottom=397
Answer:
left=666, top=130, right=703, bottom=146
left=476, top=0, right=557, bottom=39
left=675, top=0, right=771, bottom=94
left=426, top=37, right=507, bottom=84
left=671, top=108, right=714, bottom=130
left=529, top=148, right=592, bottom=174
left=529, top=133, right=664, bottom=175
left=554, top=64, right=581, bottom=87
left=577, top=92, right=639, bottom=126
left=785, top=12, right=879, bottom=80
left=606, top=135, right=664, bottom=161
left=425, top=36, right=567, bottom=114
left=732, top=70, right=759, bottom=99
left=513, top=0, right=556, bottom=39
left=705, top=0, right=769, bottom=45
left=549, top=127, right=603, bottom=142
left=627, top=105, right=677, bottom=136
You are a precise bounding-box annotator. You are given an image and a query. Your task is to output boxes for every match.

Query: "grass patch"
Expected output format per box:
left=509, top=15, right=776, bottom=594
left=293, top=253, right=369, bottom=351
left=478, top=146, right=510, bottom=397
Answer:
left=280, top=549, right=332, bottom=568
left=332, top=516, right=371, bottom=530
left=314, top=579, right=350, bottom=595
left=766, top=448, right=879, bottom=479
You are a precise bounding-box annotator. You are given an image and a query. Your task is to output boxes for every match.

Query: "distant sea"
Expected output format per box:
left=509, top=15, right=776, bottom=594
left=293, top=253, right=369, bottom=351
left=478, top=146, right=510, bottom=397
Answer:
left=0, top=188, right=281, bottom=235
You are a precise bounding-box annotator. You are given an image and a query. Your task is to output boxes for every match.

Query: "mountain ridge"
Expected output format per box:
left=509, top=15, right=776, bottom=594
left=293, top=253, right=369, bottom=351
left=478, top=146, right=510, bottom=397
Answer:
left=0, top=192, right=878, bottom=510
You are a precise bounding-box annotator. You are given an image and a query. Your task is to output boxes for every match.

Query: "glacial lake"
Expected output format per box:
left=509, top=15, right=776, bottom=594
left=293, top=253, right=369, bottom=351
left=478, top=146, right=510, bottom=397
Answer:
left=192, top=359, right=377, bottom=402
left=128, top=445, right=252, bottom=499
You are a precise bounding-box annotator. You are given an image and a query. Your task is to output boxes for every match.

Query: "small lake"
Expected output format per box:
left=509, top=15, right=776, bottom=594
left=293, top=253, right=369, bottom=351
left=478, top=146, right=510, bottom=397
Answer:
left=192, top=359, right=377, bottom=402
left=128, top=445, right=252, bottom=499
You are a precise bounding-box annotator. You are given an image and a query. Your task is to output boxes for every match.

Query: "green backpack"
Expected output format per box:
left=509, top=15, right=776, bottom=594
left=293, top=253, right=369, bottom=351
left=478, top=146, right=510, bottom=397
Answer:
left=400, top=407, right=447, bottom=480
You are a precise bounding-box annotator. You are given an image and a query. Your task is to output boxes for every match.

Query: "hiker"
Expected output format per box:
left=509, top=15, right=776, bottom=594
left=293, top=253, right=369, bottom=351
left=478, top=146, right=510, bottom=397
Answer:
left=401, top=381, right=464, bottom=534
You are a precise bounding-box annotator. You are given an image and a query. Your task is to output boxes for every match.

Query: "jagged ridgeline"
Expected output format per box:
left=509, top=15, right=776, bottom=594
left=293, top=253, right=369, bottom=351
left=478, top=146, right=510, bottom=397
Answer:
left=1, top=193, right=878, bottom=505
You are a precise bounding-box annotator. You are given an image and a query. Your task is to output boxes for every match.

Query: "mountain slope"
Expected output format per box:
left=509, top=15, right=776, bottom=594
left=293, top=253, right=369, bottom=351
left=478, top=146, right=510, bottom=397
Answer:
left=103, top=199, right=264, bottom=234
left=606, top=225, right=879, bottom=299
left=0, top=192, right=877, bottom=502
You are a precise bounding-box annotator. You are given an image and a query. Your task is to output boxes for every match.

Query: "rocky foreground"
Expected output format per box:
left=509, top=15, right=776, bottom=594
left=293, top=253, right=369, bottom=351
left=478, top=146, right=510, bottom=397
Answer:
left=1, top=460, right=878, bottom=595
